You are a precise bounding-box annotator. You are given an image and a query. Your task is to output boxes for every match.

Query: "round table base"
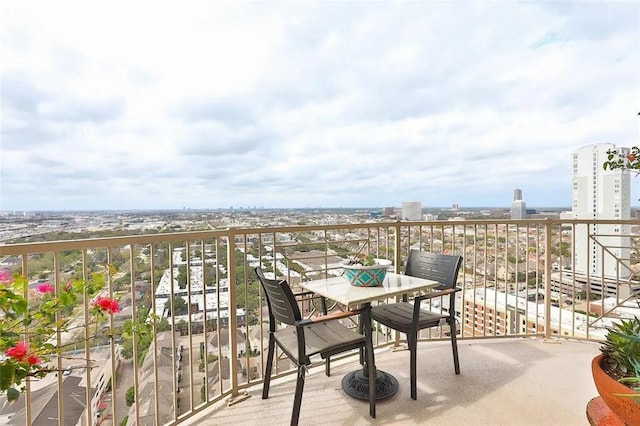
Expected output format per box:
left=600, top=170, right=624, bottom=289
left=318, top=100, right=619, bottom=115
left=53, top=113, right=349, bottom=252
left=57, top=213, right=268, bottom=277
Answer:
left=341, top=369, right=399, bottom=400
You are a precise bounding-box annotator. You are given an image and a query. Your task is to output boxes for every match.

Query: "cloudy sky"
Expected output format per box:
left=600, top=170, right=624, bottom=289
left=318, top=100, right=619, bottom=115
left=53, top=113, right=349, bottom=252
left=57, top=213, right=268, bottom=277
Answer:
left=1, top=1, right=639, bottom=211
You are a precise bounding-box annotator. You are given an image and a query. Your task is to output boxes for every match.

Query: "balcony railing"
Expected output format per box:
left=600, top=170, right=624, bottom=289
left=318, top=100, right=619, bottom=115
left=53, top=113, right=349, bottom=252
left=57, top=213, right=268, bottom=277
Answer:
left=0, top=218, right=638, bottom=425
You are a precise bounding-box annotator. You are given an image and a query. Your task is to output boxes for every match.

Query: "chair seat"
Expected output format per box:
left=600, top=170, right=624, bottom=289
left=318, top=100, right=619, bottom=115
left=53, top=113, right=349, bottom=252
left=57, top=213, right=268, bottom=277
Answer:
left=371, top=302, right=447, bottom=334
left=274, top=321, right=366, bottom=362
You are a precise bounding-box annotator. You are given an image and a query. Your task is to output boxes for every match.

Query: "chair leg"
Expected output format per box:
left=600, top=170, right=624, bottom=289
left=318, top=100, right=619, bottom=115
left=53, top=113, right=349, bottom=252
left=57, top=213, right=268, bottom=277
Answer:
left=409, top=333, right=418, bottom=400
left=450, top=319, right=460, bottom=374
left=321, top=297, right=331, bottom=376
left=291, top=365, right=306, bottom=426
left=262, top=336, right=276, bottom=399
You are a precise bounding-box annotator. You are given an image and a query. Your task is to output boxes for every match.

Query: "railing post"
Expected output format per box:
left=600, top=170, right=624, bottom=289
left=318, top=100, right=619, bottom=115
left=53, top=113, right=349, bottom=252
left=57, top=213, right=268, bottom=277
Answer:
left=544, top=219, right=553, bottom=338
left=227, top=229, right=240, bottom=396
left=394, top=221, right=402, bottom=272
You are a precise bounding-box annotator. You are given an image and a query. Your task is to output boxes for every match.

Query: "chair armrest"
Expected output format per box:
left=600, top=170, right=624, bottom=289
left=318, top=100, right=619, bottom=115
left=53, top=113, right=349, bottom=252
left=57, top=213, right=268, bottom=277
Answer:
left=293, top=290, right=318, bottom=299
left=298, top=309, right=361, bottom=326
left=415, top=287, right=460, bottom=302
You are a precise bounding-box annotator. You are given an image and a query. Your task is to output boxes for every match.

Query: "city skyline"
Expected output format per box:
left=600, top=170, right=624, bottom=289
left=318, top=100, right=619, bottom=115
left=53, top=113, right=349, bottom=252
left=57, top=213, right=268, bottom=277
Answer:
left=2, top=2, right=639, bottom=211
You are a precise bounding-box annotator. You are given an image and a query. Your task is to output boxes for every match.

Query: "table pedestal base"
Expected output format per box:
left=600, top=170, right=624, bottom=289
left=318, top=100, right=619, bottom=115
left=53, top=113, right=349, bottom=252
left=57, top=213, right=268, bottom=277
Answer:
left=342, top=369, right=399, bottom=400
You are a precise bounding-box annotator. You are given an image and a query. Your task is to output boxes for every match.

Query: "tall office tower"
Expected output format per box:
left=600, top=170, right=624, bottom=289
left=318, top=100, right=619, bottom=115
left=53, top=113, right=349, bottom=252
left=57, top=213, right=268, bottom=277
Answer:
left=401, top=202, right=422, bottom=221
left=572, top=144, right=631, bottom=280
left=511, top=189, right=527, bottom=219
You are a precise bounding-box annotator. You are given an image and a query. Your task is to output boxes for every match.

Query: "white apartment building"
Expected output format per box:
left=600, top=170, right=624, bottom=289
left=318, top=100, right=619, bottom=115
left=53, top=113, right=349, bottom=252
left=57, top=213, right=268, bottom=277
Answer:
left=401, top=201, right=422, bottom=221
left=571, top=144, right=631, bottom=284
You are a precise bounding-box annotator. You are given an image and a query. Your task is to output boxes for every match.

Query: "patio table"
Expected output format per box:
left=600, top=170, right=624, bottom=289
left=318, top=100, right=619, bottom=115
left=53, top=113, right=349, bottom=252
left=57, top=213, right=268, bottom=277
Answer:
left=300, top=272, right=439, bottom=400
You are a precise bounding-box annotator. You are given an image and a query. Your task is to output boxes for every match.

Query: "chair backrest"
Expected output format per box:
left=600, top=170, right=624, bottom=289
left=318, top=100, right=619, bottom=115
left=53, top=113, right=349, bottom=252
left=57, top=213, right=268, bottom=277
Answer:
left=405, top=250, right=462, bottom=289
left=254, top=267, right=302, bottom=327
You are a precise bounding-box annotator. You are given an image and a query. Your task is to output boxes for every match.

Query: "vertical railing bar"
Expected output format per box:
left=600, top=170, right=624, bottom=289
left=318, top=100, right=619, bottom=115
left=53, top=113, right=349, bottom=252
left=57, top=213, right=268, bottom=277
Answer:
left=493, top=223, right=499, bottom=336
left=227, top=229, right=239, bottom=397
left=258, top=232, right=266, bottom=379
left=393, top=222, right=401, bottom=276
left=392, top=222, right=402, bottom=346
left=480, top=221, right=484, bottom=336
left=481, top=224, right=487, bottom=338
left=543, top=219, right=553, bottom=338
left=168, top=241, right=178, bottom=422
left=20, top=253, right=33, bottom=426
left=215, top=237, right=223, bottom=399
left=482, top=223, right=488, bottom=337
left=520, top=223, right=526, bottom=336
left=53, top=251, right=65, bottom=426
left=104, top=247, right=118, bottom=426
left=569, top=222, right=576, bottom=337
left=150, top=243, right=161, bottom=422
left=127, top=243, right=141, bottom=425
left=323, top=229, right=329, bottom=279
left=201, top=238, right=209, bottom=405
left=81, top=249, right=93, bottom=426
left=536, top=222, right=542, bottom=334
left=242, top=235, right=250, bottom=384
left=577, top=223, right=590, bottom=339
left=555, top=222, right=562, bottom=335
left=185, top=241, right=195, bottom=411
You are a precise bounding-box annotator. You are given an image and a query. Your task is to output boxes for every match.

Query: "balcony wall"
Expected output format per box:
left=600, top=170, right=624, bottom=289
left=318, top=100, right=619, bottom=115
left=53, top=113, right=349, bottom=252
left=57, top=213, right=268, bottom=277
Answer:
left=0, top=219, right=637, bottom=425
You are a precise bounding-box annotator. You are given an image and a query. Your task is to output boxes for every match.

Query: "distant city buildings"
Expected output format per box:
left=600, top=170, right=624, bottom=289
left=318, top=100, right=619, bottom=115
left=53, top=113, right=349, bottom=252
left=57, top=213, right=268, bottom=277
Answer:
left=510, top=188, right=527, bottom=220
left=572, top=144, right=631, bottom=283
left=401, top=202, right=422, bottom=221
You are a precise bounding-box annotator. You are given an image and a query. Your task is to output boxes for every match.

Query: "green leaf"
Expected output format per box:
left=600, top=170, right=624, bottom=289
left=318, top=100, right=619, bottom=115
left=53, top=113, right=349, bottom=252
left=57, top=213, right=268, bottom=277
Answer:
left=6, top=387, right=20, bottom=402
left=0, top=363, right=16, bottom=390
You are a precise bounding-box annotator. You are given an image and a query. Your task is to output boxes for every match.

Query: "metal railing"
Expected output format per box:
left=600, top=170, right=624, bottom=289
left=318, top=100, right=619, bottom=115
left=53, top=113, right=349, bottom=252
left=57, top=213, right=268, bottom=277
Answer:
left=0, top=218, right=638, bottom=425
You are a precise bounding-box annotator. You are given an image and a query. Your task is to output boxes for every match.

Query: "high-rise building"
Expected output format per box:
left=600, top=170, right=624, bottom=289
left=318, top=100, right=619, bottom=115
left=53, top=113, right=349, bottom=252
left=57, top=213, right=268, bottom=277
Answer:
left=401, top=202, right=422, bottom=221
left=510, top=189, right=526, bottom=219
left=572, top=144, right=631, bottom=281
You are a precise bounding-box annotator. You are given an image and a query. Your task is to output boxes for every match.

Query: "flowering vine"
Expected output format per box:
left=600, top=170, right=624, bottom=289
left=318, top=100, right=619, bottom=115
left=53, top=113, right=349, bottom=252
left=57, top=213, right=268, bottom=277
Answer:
left=0, top=268, right=123, bottom=401
left=603, top=146, right=640, bottom=173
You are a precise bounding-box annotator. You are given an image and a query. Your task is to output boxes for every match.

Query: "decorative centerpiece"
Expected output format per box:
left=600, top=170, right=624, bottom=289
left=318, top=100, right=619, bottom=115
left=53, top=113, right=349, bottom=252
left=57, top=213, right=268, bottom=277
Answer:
left=340, top=254, right=392, bottom=287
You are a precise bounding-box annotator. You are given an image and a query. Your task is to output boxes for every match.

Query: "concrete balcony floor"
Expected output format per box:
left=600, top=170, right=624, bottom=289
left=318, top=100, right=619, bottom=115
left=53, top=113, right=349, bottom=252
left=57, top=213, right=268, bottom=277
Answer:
left=187, top=338, right=600, bottom=426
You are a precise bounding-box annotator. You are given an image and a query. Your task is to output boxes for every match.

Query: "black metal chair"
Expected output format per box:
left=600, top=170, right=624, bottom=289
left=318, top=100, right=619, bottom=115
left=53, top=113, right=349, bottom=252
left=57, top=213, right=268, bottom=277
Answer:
left=370, top=250, right=463, bottom=400
left=255, top=267, right=376, bottom=426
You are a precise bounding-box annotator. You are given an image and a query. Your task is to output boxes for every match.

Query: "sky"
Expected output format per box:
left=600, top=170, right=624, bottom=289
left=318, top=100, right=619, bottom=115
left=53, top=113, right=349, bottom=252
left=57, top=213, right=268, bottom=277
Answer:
left=1, top=1, right=639, bottom=211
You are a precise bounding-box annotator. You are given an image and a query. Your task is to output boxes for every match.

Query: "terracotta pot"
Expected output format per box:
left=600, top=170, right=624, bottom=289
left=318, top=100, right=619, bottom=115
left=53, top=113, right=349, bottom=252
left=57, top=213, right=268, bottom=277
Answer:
left=592, top=354, right=640, bottom=426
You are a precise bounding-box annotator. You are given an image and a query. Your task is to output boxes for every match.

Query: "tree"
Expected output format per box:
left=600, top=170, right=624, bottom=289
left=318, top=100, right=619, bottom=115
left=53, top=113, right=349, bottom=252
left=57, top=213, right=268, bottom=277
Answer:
left=177, top=265, right=187, bottom=289
left=170, top=296, right=189, bottom=316
left=125, top=386, right=135, bottom=406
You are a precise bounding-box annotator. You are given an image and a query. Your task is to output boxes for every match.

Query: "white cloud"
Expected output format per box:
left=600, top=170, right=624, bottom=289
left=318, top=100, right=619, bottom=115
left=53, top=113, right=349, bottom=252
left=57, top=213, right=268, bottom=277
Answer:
left=1, top=0, right=639, bottom=211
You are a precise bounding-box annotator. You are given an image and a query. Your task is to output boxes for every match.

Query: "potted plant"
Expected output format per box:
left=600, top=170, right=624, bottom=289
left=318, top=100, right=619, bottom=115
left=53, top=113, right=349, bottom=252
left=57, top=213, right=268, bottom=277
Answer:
left=592, top=314, right=640, bottom=425
left=340, top=254, right=392, bottom=287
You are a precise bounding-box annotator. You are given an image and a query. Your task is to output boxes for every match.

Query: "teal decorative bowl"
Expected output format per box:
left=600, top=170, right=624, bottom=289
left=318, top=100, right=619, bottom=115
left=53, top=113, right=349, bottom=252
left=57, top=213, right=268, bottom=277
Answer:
left=341, top=259, right=392, bottom=287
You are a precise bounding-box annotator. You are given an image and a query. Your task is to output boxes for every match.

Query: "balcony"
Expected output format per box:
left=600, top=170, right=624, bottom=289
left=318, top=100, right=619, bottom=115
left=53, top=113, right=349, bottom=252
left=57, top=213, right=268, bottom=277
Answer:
left=186, top=338, right=599, bottom=425
left=0, top=218, right=637, bottom=425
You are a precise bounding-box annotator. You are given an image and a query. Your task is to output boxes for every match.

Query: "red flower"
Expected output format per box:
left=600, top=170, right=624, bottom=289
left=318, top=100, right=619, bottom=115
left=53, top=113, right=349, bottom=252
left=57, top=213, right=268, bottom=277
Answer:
left=6, top=342, right=28, bottom=361
left=93, top=296, right=120, bottom=314
left=0, top=269, right=11, bottom=283
left=27, top=354, right=42, bottom=365
left=628, top=154, right=636, bottom=163
left=36, top=283, right=55, bottom=294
